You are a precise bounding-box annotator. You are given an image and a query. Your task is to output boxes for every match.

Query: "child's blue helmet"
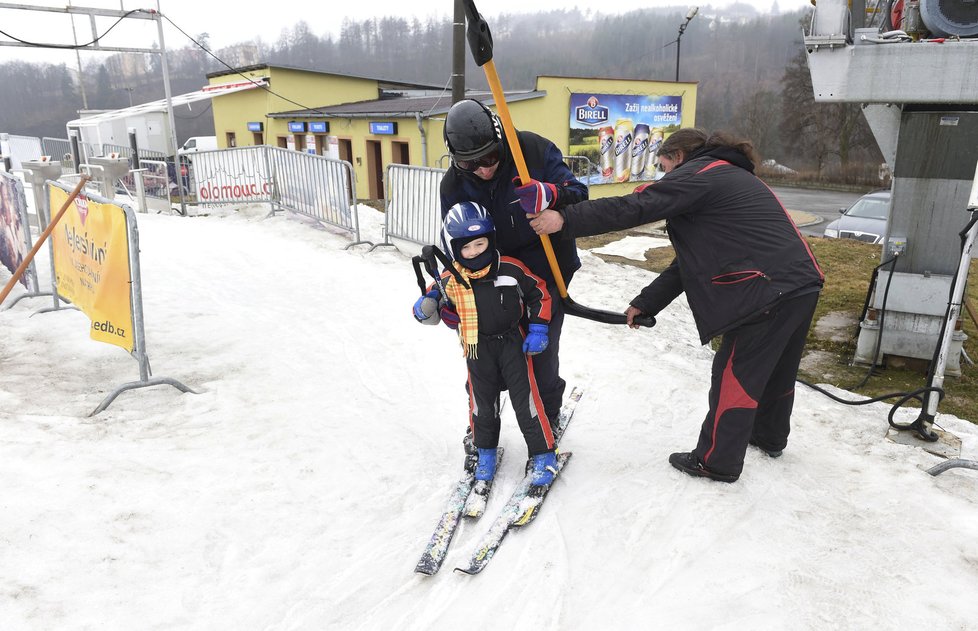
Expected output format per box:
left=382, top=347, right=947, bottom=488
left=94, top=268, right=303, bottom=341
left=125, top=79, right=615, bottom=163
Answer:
left=442, top=201, right=496, bottom=271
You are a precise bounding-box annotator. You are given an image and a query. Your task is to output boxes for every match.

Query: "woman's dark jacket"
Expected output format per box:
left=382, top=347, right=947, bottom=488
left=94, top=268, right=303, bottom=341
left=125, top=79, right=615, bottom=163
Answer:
left=559, top=146, right=824, bottom=344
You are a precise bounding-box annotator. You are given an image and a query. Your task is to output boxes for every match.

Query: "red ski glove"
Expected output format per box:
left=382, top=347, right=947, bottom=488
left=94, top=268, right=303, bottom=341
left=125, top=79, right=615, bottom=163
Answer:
left=439, top=304, right=460, bottom=330
left=513, top=178, right=558, bottom=214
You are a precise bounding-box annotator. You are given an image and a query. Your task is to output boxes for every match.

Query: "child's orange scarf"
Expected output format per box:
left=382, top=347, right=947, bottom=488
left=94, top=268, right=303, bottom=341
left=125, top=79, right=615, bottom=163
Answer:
left=444, top=261, right=492, bottom=359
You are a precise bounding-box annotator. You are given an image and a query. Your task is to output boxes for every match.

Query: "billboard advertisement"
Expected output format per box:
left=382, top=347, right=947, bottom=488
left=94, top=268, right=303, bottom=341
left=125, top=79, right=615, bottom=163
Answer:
left=49, top=185, right=135, bottom=352
left=568, top=93, right=684, bottom=186
left=1, top=171, right=30, bottom=288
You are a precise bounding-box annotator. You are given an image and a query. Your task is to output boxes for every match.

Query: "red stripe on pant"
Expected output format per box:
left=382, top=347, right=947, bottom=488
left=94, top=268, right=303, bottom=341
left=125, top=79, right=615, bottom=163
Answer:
left=703, top=341, right=758, bottom=463
left=526, top=354, right=555, bottom=448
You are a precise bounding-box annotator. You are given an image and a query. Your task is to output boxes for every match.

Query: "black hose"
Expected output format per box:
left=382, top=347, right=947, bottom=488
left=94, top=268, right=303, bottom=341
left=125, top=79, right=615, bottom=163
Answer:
left=853, top=255, right=899, bottom=389
left=798, top=379, right=945, bottom=432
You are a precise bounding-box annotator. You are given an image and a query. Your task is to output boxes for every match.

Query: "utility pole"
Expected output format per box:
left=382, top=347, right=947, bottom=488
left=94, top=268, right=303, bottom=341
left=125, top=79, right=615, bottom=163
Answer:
left=154, top=0, right=186, bottom=216
left=68, top=1, right=88, bottom=109
left=675, top=7, right=699, bottom=82
left=0, top=1, right=185, bottom=214
left=452, top=0, right=465, bottom=103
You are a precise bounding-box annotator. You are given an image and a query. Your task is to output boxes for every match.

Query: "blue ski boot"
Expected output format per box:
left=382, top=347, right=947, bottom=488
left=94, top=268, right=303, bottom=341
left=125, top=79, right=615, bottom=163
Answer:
left=529, top=450, right=558, bottom=486
left=475, top=448, right=498, bottom=482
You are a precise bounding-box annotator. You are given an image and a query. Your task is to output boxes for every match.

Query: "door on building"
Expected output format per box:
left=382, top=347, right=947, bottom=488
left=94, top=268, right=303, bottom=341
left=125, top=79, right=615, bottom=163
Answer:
left=391, top=141, right=409, bottom=165
left=337, top=138, right=352, bottom=163
left=277, top=136, right=288, bottom=149
left=365, top=139, right=384, bottom=200
left=337, top=138, right=354, bottom=200
left=253, top=132, right=264, bottom=146
left=226, top=132, right=237, bottom=148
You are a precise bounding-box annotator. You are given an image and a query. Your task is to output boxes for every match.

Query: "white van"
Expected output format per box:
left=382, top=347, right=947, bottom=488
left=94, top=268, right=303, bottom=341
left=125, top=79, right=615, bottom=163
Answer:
left=178, top=136, right=218, bottom=154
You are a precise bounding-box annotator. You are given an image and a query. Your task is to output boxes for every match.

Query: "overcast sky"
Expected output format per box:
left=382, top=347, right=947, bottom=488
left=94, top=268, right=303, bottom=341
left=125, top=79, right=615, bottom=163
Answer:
left=0, top=0, right=814, bottom=64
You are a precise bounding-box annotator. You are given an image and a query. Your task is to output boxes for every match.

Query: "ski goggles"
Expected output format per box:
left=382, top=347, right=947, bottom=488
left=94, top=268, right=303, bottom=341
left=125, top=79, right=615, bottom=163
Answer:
left=453, top=148, right=501, bottom=172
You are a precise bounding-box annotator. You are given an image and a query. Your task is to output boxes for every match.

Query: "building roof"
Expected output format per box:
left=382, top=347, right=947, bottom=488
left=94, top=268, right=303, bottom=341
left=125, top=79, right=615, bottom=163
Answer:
left=205, top=63, right=443, bottom=92
left=267, top=90, right=547, bottom=119
left=67, top=79, right=267, bottom=127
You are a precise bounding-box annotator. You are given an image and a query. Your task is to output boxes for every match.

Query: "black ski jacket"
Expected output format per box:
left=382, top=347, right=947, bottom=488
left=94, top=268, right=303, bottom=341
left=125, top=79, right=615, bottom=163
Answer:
left=440, top=130, right=588, bottom=287
left=559, top=146, right=824, bottom=344
left=436, top=255, right=551, bottom=336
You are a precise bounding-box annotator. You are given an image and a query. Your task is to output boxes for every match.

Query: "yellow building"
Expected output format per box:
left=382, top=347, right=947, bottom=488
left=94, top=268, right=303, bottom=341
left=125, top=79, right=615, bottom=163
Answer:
left=208, top=64, right=697, bottom=200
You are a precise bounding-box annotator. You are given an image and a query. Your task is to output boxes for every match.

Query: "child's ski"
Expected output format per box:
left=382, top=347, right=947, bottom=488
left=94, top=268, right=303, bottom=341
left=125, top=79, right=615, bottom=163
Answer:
left=552, top=386, right=584, bottom=444
left=453, top=387, right=584, bottom=575
left=414, top=386, right=582, bottom=576
left=462, top=477, right=494, bottom=519
left=414, top=448, right=505, bottom=575
left=453, top=452, right=572, bottom=575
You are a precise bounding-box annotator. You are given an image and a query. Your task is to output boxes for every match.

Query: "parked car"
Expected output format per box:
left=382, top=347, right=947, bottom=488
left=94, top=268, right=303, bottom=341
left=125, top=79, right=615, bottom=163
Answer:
left=178, top=136, right=218, bottom=154
left=823, top=190, right=891, bottom=244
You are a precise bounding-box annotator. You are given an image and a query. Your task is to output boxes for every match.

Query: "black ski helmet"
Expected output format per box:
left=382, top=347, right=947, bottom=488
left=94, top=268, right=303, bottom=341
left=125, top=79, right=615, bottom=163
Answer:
left=444, top=99, right=504, bottom=162
left=442, top=201, right=496, bottom=271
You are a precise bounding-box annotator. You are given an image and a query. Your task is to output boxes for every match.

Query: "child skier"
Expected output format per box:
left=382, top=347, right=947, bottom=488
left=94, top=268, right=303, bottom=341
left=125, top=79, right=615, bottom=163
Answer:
left=412, top=201, right=559, bottom=488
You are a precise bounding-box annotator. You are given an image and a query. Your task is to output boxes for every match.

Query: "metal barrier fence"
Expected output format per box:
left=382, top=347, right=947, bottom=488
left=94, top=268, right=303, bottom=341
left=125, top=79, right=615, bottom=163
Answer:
left=266, top=147, right=360, bottom=238
left=102, top=143, right=168, bottom=166
left=374, top=164, right=446, bottom=250
left=42, top=137, right=72, bottom=171
left=0, top=133, right=43, bottom=170
left=78, top=142, right=100, bottom=165
left=181, top=146, right=367, bottom=245
left=563, top=155, right=601, bottom=183
left=101, top=143, right=168, bottom=199
left=181, top=146, right=272, bottom=206
left=372, top=157, right=595, bottom=253
left=139, top=159, right=172, bottom=200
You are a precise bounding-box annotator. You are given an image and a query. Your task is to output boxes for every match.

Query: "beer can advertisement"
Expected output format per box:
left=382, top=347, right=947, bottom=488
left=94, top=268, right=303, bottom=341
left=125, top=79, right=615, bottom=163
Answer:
left=568, top=93, right=683, bottom=186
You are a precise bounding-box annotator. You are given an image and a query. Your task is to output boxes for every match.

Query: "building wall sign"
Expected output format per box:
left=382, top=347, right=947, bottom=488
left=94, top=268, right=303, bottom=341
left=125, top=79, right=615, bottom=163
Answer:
left=369, top=122, right=398, bottom=135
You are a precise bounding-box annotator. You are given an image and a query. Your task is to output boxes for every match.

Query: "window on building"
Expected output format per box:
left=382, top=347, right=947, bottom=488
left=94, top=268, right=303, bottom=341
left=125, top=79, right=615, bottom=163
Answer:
left=391, top=141, right=409, bottom=165
left=226, top=132, right=237, bottom=148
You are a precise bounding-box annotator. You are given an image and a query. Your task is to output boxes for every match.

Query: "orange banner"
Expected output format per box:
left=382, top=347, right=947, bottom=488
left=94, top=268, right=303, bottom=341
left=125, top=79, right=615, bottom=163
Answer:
left=49, top=186, right=134, bottom=352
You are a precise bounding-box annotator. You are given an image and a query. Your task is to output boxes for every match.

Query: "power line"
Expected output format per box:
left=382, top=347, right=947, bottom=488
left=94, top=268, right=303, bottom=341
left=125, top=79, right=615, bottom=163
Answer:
left=0, top=10, right=142, bottom=49
left=161, top=13, right=332, bottom=117
left=174, top=101, right=213, bottom=119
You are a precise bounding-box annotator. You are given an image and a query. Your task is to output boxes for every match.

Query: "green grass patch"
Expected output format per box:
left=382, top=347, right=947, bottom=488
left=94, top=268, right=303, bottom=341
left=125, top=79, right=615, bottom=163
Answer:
left=578, top=231, right=978, bottom=424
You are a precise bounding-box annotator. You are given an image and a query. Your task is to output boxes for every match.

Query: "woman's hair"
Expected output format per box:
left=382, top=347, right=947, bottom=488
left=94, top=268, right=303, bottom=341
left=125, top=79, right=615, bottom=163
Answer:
left=659, top=127, right=759, bottom=168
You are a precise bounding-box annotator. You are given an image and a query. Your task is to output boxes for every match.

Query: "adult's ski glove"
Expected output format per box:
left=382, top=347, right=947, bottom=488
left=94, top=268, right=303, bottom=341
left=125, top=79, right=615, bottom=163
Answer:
left=522, top=323, right=549, bottom=355
left=413, top=289, right=441, bottom=325
left=513, top=178, right=558, bottom=214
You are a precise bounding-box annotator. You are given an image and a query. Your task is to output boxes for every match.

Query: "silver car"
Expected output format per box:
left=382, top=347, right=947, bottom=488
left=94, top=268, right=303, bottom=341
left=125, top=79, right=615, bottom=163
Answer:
left=823, top=190, right=891, bottom=244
